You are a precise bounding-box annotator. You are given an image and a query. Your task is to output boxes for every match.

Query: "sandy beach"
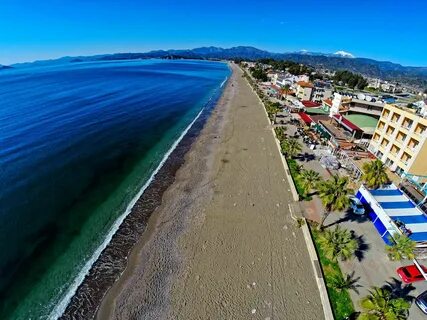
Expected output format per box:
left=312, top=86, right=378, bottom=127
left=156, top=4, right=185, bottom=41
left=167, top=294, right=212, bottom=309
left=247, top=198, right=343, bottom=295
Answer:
left=97, top=63, right=323, bottom=319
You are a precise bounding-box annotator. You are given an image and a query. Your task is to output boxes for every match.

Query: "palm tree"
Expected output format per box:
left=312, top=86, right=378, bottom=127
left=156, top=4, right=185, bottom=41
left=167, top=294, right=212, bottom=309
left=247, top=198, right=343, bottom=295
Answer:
left=386, top=233, right=416, bottom=261
left=359, top=287, right=410, bottom=320
left=299, top=169, right=321, bottom=195
left=328, top=271, right=361, bottom=294
left=274, top=126, right=287, bottom=142
left=318, top=225, right=358, bottom=261
left=281, top=138, right=302, bottom=158
left=266, top=102, right=281, bottom=123
left=317, top=175, right=353, bottom=229
left=362, top=159, right=389, bottom=189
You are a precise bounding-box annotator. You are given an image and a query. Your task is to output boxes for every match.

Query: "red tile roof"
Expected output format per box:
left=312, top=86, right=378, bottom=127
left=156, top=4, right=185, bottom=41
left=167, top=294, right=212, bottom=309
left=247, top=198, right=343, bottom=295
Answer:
left=296, top=81, right=314, bottom=88
left=323, top=98, right=333, bottom=106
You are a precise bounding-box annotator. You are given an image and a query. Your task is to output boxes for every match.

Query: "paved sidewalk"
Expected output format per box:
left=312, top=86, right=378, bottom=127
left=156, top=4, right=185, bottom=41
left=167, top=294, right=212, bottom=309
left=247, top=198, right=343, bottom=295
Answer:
left=329, top=213, right=427, bottom=319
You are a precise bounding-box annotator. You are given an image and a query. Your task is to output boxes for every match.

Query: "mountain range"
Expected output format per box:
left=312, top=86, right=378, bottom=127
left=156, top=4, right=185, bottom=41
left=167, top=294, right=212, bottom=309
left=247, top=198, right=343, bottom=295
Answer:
left=5, top=46, right=427, bottom=88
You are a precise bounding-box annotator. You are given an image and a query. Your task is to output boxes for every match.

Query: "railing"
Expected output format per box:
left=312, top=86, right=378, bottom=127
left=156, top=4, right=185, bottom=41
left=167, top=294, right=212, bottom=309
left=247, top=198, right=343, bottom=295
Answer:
left=400, top=184, right=427, bottom=214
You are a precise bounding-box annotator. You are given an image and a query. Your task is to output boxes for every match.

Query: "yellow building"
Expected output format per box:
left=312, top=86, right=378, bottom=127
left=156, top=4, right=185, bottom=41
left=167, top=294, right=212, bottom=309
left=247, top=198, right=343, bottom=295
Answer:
left=368, top=104, right=427, bottom=181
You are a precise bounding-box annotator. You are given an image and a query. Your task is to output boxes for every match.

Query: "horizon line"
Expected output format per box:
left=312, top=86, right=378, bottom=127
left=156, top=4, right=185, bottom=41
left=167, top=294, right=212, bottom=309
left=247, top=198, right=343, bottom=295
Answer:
left=2, top=45, right=426, bottom=69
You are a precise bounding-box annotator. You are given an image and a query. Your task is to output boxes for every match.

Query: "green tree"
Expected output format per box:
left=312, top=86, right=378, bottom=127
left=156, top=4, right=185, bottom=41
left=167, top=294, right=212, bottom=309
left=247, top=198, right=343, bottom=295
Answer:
left=386, top=233, right=416, bottom=261
left=299, top=169, right=321, bottom=195
left=333, top=70, right=367, bottom=90
left=328, top=271, right=361, bottom=294
left=274, top=126, right=287, bottom=142
left=280, top=84, right=291, bottom=101
left=359, top=287, right=410, bottom=320
left=265, top=102, right=281, bottom=123
left=281, top=138, right=302, bottom=158
left=362, top=160, right=389, bottom=189
left=318, top=226, right=358, bottom=261
left=250, top=67, right=268, bottom=81
left=317, top=175, right=353, bottom=229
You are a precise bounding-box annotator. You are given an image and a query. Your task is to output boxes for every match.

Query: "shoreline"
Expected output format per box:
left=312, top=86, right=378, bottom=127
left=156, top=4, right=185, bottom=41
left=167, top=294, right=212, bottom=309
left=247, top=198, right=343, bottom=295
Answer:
left=96, top=64, right=235, bottom=320
left=58, top=67, right=230, bottom=319
left=98, top=63, right=324, bottom=319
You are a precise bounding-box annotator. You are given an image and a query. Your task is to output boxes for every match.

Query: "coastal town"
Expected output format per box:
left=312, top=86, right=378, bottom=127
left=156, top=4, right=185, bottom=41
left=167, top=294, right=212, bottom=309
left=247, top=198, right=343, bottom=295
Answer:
left=241, top=59, right=427, bottom=319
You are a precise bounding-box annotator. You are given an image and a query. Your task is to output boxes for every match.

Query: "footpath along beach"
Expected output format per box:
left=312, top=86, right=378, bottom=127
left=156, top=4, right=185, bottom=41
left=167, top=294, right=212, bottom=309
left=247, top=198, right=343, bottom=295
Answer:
left=97, top=63, right=323, bottom=319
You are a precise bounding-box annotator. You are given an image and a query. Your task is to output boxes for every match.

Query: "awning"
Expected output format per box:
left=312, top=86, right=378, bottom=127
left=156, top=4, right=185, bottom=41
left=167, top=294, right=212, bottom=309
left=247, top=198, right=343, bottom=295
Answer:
left=298, top=112, right=313, bottom=125
left=301, top=100, right=321, bottom=108
left=333, top=114, right=362, bottom=132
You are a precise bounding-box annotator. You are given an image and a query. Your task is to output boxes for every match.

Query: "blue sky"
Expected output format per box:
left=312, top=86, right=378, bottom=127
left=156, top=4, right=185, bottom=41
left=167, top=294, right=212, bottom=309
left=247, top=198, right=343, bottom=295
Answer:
left=1, top=0, right=426, bottom=66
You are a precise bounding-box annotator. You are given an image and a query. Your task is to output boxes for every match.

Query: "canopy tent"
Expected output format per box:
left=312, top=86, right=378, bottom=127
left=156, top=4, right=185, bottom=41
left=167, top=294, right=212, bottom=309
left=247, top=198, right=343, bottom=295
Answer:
left=357, top=184, right=427, bottom=245
left=332, top=114, right=362, bottom=133
left=298, top=112, right=313, bottom=125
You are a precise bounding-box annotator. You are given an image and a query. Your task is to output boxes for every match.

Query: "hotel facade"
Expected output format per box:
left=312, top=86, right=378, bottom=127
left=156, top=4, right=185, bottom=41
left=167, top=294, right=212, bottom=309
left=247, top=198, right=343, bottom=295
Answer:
left=368, top=104, right=427, bottom=181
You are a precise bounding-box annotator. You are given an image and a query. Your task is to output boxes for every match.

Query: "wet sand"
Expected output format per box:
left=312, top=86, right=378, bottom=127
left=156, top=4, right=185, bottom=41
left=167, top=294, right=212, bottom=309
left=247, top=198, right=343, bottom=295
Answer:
left=97, top=63, right=323, bottom=319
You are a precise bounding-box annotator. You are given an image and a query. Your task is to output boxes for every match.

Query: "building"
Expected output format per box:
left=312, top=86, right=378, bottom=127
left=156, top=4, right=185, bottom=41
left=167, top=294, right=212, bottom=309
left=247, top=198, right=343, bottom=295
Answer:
left=311, top=80, right=333, bottom=103
left=347, top=98, right=384, bottom=117
left=368, top=104, right=427, bottom=181
left=295, top=81, right=313, bottom=101
left=414, top=100, right=427, bottom=118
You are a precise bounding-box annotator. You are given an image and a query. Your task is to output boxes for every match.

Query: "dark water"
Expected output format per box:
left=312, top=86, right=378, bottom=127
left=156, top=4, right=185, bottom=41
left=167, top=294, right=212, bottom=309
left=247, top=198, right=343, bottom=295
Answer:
left=0, top=59, right=229, bottom=319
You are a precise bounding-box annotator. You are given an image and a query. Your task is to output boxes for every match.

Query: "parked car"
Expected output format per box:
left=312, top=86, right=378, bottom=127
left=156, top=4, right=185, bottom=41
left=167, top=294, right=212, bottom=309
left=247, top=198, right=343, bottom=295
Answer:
left=349, top=196, right=365, bottom=215
left=397, top=264, right=427, bottom=283
left=415, top=291, right=427, bottom=314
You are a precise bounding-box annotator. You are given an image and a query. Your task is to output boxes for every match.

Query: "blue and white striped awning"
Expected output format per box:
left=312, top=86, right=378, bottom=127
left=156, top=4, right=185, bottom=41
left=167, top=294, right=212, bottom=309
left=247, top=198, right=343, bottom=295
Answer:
left=370, top=185, right=427, bottom=242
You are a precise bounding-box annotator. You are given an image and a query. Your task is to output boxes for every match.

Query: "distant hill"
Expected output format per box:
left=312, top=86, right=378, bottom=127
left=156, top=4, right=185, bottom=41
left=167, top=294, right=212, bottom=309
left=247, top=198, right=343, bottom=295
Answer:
left=9, top=46, right=427, bottom=88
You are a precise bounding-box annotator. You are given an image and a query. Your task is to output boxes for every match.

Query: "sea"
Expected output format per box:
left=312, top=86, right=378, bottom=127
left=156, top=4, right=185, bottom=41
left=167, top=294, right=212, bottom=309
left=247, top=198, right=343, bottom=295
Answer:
left=0, top=59, right=230, bottom=319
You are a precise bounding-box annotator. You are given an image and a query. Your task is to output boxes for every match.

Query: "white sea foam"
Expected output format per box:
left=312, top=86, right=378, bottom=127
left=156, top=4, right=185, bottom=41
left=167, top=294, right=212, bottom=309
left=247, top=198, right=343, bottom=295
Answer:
left=220, top=76, right=228, bottom=88
left=49, top=107, right=205, bottom=320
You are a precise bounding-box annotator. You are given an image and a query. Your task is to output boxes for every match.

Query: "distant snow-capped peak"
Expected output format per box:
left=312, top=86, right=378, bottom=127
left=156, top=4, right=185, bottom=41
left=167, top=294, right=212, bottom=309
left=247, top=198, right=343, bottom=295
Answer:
left=333, top=51, right=355, bottom=58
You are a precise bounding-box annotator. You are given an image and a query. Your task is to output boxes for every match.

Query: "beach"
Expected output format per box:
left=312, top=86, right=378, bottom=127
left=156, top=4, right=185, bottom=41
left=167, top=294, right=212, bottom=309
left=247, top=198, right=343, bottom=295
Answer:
left=97, top=63, right=323, bottom=319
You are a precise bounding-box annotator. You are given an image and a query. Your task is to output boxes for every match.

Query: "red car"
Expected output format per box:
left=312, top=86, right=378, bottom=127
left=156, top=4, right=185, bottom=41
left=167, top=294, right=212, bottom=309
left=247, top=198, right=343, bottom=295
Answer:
left=397, top=265, right=427, bottom=283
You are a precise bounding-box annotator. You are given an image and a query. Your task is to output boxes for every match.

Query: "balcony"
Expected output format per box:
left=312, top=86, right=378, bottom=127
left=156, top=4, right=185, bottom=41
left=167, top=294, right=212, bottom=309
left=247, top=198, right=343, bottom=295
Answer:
left=382, top=110, right=390, bottom=119
left=391, top=116, right=401, bottom=124
left=390, top=147, right=401, bottom=156
left=408, top=143, right=419, bottom=152
left=414, top=129, right=426, bottom=137
left=402, top=118, right=414, bottom=130
left=395, top=134, right=407, bottom=144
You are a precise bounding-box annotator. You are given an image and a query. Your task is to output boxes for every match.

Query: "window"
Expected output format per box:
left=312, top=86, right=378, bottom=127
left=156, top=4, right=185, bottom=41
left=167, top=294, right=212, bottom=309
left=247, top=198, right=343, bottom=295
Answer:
left=381, top=138, right=389, bottom=147
left=386, top=126, right=395, bottom=135
left=391, top=113, right=400, bottom=123
left=402, top=118, right=413, bottom=129
left=385, top=158, right=394, bottom=167
left=395, top=166, right=404, bottom=176
left=408, top=138, right=419, bottom=150
left=382, top=109, right=390, bottom=118
left=390, top=145, right=400, bottom=155
left=415, top=124, right=426, bottom=135
left=396, top=131, right=407, bottom=143
left=401, top=152, right=411, bottom=165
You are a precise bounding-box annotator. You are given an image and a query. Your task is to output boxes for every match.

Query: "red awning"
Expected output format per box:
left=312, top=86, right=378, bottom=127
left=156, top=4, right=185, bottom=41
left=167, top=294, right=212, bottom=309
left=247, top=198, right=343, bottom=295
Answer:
left=332, top=114, right=361, bottom=132
left=298, top=112, right=313, bottom=124
left=301, top=100, right=320, bottom=108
